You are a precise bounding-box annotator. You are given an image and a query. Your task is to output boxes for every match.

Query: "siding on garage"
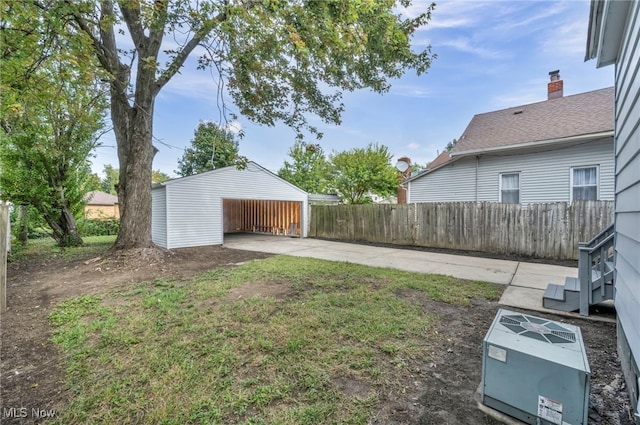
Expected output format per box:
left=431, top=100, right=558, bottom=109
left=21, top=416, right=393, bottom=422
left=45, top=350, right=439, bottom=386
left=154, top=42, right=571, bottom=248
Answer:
left=612, top=0, right=640, bottom=404
left=151, top=186, right=167, bottom=248
left=152, top=162, right=308, bottom=249
left=408, top=138, right=614, bottom=205
left=164, top=175, right=221, bottom=249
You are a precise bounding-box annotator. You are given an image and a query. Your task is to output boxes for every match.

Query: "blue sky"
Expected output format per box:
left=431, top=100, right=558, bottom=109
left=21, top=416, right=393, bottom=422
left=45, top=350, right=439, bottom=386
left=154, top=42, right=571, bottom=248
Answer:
left=92, top=0, right=614, bottom=177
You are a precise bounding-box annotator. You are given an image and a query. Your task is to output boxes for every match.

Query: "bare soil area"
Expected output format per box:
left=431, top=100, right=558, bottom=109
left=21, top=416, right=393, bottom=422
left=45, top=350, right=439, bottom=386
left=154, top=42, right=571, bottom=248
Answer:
left=0, top=243, right=633, bottom=424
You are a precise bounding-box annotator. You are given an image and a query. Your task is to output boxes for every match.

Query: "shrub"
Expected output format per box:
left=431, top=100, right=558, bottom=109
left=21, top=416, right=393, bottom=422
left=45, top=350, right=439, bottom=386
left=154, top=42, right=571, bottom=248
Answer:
left=76, top=218, right=119, bottom=237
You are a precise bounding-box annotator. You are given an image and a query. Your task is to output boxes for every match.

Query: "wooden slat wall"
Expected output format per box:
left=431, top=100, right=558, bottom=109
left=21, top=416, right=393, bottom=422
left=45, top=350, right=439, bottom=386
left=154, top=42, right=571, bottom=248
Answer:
left=223, top=199, right=301, bottom=236
left=309, top=200, right=614, bottom=260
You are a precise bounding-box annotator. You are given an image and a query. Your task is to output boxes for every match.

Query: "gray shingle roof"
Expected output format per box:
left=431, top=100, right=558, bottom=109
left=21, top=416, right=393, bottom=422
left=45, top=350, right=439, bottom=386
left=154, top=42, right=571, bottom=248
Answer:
left=84, top=190, right=118, bottom=205
left=452, top=86, right=614, bottom=154
left=426, top=150, right=452, bottom=170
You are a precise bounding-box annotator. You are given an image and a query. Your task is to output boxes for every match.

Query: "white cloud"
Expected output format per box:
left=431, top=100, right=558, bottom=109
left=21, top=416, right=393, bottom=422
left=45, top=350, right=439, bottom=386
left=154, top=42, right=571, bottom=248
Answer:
left=226, top=120, right=242, bottom=134
left=410, top=1, right=493, bottom=30
left=498, top=2, right=568, bottom=31
left=159, top=65, right=224, bottom=103
left=489, top=77, right=545, bottom=110
left=390, top=84, right=433, bottom=98
left=439, top=37, right=508, bottom=59
left=407, top=143, right=421, bottom=149
left=491, top=93, right=541, bottom=110
left=421, top=16, right=476, bottom=30
left=539, top=19, right=588, bottom=57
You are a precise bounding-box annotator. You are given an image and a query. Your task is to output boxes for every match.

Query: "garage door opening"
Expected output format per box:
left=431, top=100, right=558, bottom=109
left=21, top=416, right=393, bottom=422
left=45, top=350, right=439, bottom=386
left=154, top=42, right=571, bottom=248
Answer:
left=223, top=199, right=302, bottom=238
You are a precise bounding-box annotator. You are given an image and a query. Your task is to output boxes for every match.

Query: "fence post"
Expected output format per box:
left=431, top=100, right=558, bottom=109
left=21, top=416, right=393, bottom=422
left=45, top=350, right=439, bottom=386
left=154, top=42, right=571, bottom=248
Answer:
left=410, top=203, right=416, bottom=244
left=0, top=202, right=9, bottom=314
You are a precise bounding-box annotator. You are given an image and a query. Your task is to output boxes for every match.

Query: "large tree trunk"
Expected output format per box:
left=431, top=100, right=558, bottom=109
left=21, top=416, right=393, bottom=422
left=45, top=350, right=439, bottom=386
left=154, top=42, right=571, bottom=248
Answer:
left=83, top=0, right=190, bottom=251
left=113, top=125, right=155, bottom=250
left=111, top=83, right=156, bottom=250
left=44, top=203, right=83, bottom=247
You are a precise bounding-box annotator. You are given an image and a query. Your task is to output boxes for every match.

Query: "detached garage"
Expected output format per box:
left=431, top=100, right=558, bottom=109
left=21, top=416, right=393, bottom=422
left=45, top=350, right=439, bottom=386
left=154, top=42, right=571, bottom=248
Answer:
left=152, top=162, right=308, bottom=249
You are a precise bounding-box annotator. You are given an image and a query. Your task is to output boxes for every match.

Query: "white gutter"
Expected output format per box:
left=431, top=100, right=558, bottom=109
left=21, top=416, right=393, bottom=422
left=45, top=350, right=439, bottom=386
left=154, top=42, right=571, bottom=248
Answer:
left=450, top=131, right=614, bottom=158
left=585, top=0, right=605, bottom=62
left=589, top=0, right=631, bottom=68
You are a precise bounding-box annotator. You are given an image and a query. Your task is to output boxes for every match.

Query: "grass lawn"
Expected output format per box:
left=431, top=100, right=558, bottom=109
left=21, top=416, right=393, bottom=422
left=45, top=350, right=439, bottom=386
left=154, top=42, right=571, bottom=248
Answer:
left=10, top=235, right=116, bottom=261
left=49, top=255, right=502, bottom=424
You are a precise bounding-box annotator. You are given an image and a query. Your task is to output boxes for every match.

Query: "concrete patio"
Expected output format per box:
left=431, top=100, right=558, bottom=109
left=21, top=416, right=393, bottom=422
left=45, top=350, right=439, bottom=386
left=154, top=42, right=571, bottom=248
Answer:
left=224, top=233, right=615, bottom=323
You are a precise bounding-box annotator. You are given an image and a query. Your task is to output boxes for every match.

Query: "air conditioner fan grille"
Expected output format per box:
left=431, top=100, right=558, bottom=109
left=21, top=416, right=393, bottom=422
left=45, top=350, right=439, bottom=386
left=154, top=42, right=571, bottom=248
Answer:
left=499, top=314, right=576, bottom=344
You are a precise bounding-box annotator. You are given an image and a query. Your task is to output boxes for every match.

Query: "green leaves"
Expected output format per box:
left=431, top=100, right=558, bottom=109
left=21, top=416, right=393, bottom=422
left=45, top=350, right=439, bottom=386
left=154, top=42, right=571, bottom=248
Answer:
left=175, top=121, right=244, bottom=177
left=100, top=165, right=120, bottom=195
left=329, top=143, right=398, bottom=204
left=220, top=0, right=436, bottom=139
left=0, top=0, right=108, bottom=246
left=278, top=141, right=332, bottom=194
left=19, top=0, right=435, bottom=248
left=278, top=141, right=399, bottom=203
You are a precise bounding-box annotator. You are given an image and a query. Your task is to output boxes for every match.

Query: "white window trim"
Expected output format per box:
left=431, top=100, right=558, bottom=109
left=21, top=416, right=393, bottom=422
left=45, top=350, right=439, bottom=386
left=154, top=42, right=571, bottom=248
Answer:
left=499, top=172, right=521, bottom=204
left=570, top=165, right=599, bottom=203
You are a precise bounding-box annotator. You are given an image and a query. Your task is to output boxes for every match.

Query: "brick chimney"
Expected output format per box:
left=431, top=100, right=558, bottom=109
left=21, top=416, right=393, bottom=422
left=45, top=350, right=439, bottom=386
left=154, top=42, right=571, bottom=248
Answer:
left=396, top=156, right=412, bottom=204
left=548, top=70, right=563, bottom=100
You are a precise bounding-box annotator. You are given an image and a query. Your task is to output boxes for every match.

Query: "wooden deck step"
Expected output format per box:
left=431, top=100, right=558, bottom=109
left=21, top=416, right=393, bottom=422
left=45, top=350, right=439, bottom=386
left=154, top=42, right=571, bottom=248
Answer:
left=543, top=284, right=564, bottom=301
left=564, top=276, right=580, bottom=292
left=543, top=282, right=581, bottom=312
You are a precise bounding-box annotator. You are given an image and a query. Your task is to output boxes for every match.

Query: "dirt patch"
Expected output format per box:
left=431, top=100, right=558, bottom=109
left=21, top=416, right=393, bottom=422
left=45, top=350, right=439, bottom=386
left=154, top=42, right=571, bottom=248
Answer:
left=1, top=245, right=273, bottom=424
left=377, top=291, right=632, bottom=425
left=1, top=244, right=633, bottom=424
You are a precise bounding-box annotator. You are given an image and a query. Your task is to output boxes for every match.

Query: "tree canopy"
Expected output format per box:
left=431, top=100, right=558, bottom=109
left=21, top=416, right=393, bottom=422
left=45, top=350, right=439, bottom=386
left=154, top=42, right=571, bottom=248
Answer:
left=176, top=122, right=243, bottom=177
left=328, top=143, right=398, bottom=204
left=278, top=141, right=331, bottom=193
left=100, top=165, right=120, bottom=195
left=445, top=138, right=458, bottom=152
left=0, top=0, right=108, bottom=246
left=152, top=170, right=171, bottom=183
left=37, top=0, right=435, bottom=250
left=101, top=165, right=170, bottom=190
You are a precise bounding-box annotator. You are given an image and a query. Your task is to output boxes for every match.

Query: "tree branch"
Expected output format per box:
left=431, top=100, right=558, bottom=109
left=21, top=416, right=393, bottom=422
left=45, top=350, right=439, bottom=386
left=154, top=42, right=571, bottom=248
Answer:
left=62, top=0, right=115, bottom=75
left=117, top=0, right=146, bottom=50
left=153, top=11, right=226, bottom=95
left=147, top=0, right=168, bottom=55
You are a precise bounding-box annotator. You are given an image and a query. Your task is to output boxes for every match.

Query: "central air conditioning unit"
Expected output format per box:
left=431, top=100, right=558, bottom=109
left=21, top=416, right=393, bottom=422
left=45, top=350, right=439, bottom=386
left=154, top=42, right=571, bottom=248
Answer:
left=481, top=309, right=590, bottom=425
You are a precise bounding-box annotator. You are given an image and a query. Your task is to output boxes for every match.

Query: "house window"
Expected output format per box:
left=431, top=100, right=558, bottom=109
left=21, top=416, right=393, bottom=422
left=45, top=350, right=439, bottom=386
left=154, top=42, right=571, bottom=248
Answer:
left=500, top=173, right=520, bottom=204
left=571, top=166, right=598, bottom=201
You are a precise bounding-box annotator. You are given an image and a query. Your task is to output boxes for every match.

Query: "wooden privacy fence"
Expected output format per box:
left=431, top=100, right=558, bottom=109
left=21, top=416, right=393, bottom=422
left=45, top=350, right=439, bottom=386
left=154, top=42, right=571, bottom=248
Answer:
left=309, top=201, right=615, bottom=261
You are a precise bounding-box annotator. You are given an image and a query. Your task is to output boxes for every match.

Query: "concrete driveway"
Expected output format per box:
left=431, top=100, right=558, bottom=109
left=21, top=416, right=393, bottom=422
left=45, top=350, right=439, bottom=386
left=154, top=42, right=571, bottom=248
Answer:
left=222, top=233, right=616, bottom=321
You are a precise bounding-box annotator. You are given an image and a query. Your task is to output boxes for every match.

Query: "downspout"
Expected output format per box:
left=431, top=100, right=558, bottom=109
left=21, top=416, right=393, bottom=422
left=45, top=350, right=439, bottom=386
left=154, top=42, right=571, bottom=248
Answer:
left=475, top=155, right=480, bottom=202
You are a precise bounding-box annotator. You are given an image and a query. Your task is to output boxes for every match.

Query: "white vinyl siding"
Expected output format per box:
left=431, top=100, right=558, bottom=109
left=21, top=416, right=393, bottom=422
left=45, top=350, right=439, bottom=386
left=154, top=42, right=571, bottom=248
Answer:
left=151, top=187, right=167, bottom=248
left=570, top=166, right=599, bottom=202
left=408, top=138, right=614, bottom=205
left=612, top=0, right=640, bottom=383
left=408, top=158, right=477, bottom=203
left=499, top=173, right=520, bottom=203
left=164, top=179, right=220, bottom=249
left=152, top=163, right=309, bottom=249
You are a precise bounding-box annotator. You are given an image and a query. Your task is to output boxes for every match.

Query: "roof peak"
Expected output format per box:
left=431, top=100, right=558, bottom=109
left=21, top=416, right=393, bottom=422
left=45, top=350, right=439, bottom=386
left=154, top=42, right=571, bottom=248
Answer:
left=453, top=86, right=614, bottom=154
left=472, top=86, right=614, bottom=118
